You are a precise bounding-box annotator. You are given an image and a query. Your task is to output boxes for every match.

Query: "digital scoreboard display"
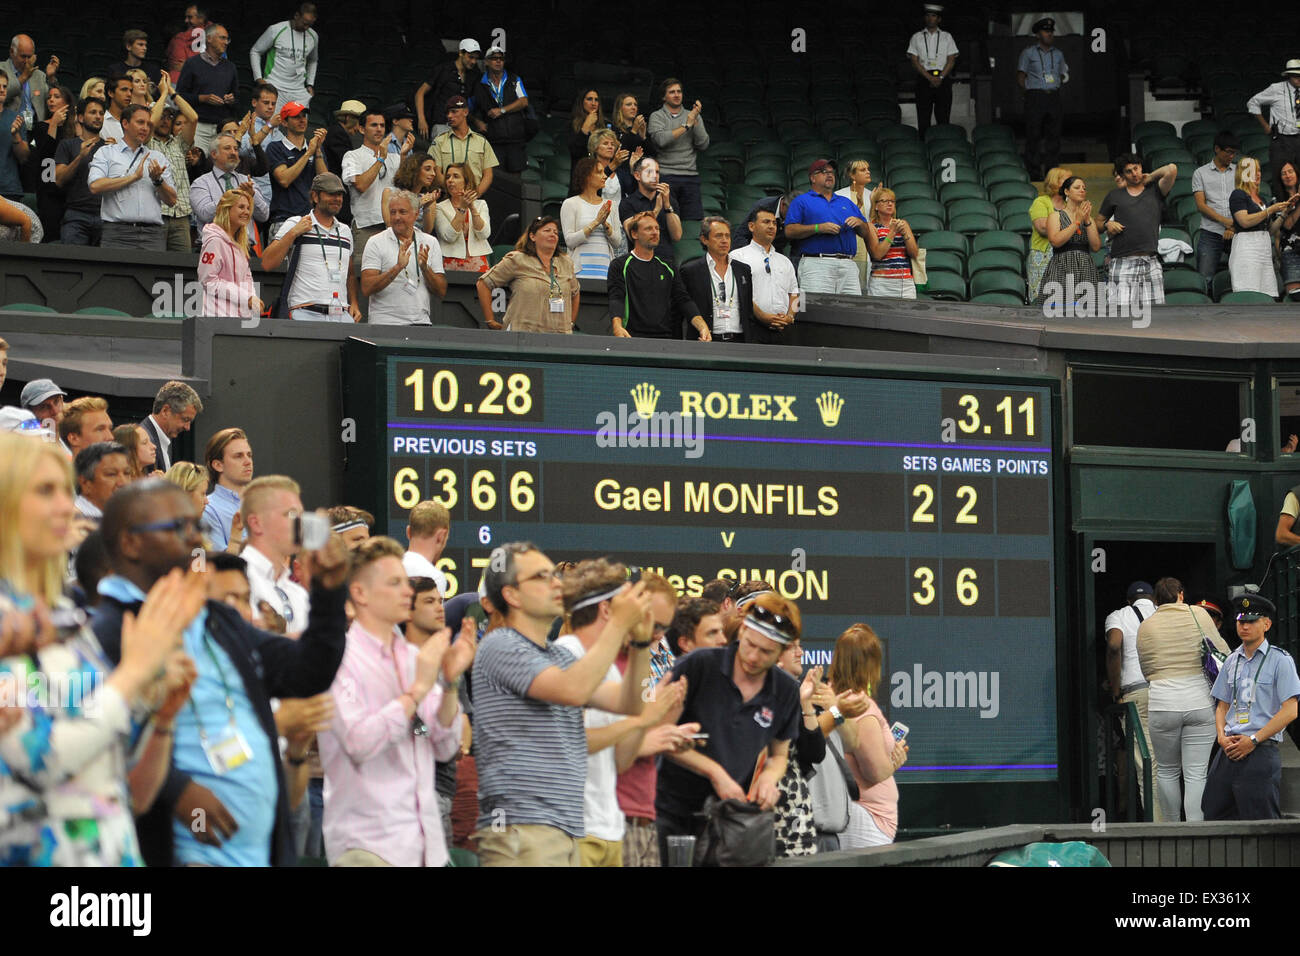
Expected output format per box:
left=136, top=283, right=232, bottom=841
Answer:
left=345, top=341, right=1063, bottom=785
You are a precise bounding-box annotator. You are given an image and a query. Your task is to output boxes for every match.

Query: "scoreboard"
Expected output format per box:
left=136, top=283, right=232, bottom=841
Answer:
left=343, top=339, right=1066, bottom=787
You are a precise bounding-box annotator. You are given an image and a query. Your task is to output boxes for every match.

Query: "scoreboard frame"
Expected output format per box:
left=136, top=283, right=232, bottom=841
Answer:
left=342, top=336, right=1076, bottom=828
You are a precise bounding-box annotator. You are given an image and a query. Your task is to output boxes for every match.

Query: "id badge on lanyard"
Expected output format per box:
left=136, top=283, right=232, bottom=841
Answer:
left=203, top=724, right=254, bottom=774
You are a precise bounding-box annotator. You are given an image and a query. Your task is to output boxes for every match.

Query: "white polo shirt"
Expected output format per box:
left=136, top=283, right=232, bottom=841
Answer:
left=361, top=227, right=444, bottom=325
left=906, top=28, right=958, bottom=72
left=281, top=210, right=353, bottom=308
left=341, top=145, right=402, bottom=229
left=731, top=241, right=799, bottom=317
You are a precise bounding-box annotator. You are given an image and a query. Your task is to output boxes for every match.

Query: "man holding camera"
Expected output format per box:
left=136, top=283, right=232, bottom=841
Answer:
left=240, top=475, right=313, bottom=636
left=1248, top=60, right=1300, bottom=200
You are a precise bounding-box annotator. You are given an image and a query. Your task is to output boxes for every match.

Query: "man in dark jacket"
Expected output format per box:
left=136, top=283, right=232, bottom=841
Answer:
left=91, top=479, right=350, bottom=867
left=680, top=216, right=757, bottom=342
left=469, top=46, right=530, bottom=173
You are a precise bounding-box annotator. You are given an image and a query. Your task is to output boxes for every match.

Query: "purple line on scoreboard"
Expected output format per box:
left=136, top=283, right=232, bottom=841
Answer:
left=387, top=422, right=1050, bottom=454
left=896, top=764, right=1058, bottom=771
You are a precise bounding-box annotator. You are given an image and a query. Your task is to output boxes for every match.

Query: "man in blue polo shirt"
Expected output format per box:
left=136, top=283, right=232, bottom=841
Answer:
left=1202, top=594, right=1300, bottom=820
left=783, top=159, right=870, bottom=295
left=654, top=593, right=802, bottom=864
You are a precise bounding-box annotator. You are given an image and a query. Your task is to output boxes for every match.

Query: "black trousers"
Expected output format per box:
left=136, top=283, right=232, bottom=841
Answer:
left=1269, top=133, right=1300, bottom=200
left=1023, top=90, right=1064, bottom=181
left=1201, top=742, right=1282, bottom=820
left=915, top=75, right=953, bottom=132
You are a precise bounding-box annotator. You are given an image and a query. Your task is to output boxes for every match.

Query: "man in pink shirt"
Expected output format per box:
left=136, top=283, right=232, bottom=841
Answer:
left=319, top=536, right=473, bottom=866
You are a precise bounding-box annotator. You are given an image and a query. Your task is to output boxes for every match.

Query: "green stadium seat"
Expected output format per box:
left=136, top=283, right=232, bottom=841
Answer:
left=982, top=166, right=1032, bottom=188
left=488, top=244, right=513, bottom=266
left=997, top=197, right=1034, bottom=222
left=1212, top=270, right=1232, bottom=301
left=75, top=306, right=132, bottom=316
left=977, top=150, right=1023, bottom=171
left=1181, top=119, right=1223, bottom=141
left=1162, top=269, right=1206, bottom=293
left=973, top=231, right=1025, bottom=256
left=892, top=182, right=937, bottom=203
left=1160, top=226, right=1193, bottom=248
left=970, top=292, right=1027, bottom=305
left=925, top=250, right=964, bottom=277
left=972, top=124, right=1016, bottom=146
left=1164, top=291, right=1212, bottom=304
left=904, top=198, right=946, bottom=222
left=947, top=198, right=998, bottom=220
left=940, top=182, right=988, bottom=204
left=922, top=230, right=969, bottom=260
left=923, top=271, right=966, bottom=301
left=747, top=142, right=790, bottom=163
left=747, top=168, right=788, bottom=194
left=727, top=184, right=768, bottom=208
left=0, top=302, right=56, bottom=312
left=949, top=213, right=999, bottom=235
left=968, top=249, right=1023, bottom=276
left=907, top=213, right=946, bottom=234
left=924, top=123, right=968, bottom=144
left=675, top=239, right=704, bottom=264
left=875, top=124, right=919, bottom=143
left=1219, top=290, right=1276, bottom=303
left=1134, top=120, right=1177, bottom=141
left=1000, top=211, right=1034, bottom=235
left=989, top=181, right=1039, bottom=204
left=969, top=270, right=1025, bottom=300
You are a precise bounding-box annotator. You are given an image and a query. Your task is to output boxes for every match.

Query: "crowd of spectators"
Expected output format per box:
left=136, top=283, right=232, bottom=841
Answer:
left=0, top=375, right=910, bottom=864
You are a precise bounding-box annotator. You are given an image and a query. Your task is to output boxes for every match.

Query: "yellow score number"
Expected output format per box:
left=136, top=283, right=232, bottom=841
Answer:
left=911, top=484, right=979, bottom=525
left=394, top=467, right=535, bottom=513
left=403, top=368, right=534, bottom=416
left=912, top=566, right=980, bottom=606
left=956, top=394, right=1036, bottom=437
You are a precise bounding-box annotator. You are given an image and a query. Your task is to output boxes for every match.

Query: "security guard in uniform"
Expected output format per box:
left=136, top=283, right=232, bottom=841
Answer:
left=1202, top=595, right=1300, bottom=820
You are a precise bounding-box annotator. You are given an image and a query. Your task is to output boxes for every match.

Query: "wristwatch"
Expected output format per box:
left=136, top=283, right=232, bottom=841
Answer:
left=1249, top=733, right=1259, bottom=745
left=829, top=704, right=845, bottom=726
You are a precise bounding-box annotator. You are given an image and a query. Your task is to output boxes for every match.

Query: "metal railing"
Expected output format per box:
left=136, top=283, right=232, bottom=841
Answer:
left=1268, top=545, right=1300, bottom=658
left=1103, top=700, right=1153, bottom=823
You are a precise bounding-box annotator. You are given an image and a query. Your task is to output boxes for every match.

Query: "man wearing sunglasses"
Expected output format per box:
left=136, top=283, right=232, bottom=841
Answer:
left=91, top=478, right=350, bottom=866
left=730, top=207, right=800, bottom=344
left=472, top=542, right=658, bottom=866
left=655, top=592, right=802, bottom=864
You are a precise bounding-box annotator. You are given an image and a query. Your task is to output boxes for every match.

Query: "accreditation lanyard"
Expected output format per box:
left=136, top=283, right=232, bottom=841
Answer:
left=1230, top=646, right=1270, bottom=723
left=546, top=258, right=565, bottom=313
left=1037, top=48, right=1059, bottom=86
left=188, top=626, right=254, bottom=774
left=312, top=214, right=344, bottom=280
left=922, top=31, right=943, bottom=70
left=487, top=74, right=508, bottom=107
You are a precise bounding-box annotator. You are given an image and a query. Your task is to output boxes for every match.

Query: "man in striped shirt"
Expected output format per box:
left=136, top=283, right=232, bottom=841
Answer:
left=471, top=542, right=657, bottom=866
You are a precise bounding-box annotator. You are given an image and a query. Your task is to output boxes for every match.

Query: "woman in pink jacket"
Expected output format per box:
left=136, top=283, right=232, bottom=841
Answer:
left=198, top=189, right=264, bottom=319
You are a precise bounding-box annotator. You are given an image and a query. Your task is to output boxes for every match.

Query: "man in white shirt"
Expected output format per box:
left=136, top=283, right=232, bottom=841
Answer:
left=1247, top=60, right=1300, bottom=198
left=342, top=108, right=406, bottom=271
left=906, top=4, right=959, bottom=133
left=100, top=74, right=133, bottom=144
left=259, top=173, right=362, bottom=322
left=241, top=474, right=312, bottom=635
left=554, top=559, right=684, bottom=868
left=402, top=500, right=450, bottom=594
left=1105, top=580, right=1161, bottom=820
left=249, top=2, right=319, bottom=110
left=88, top=103, right=178, bottom=250
left=361, top=191, right=447, bottom=325
left=680, top=217, right=754, bottom=342
left=730, top=207, right=800, bottom=345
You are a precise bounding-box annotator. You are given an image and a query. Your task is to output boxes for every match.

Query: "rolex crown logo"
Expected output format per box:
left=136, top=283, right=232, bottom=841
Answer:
left=816, top=391, right=844, bottom=428
left=630, top=382, right=661, bottom=418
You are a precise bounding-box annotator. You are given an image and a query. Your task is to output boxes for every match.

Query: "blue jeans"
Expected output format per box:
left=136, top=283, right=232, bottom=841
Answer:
left=305, top=777, right=325, bottom=859
left=1196, top=230, right=1228, bottom=293
left=60, top=209, right=102, bottom=246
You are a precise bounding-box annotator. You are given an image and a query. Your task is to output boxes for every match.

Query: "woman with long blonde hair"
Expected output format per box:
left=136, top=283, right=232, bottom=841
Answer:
left=828, top=623, right=900, bottom=847
left=1028, top=166, right=1071, bottom=300
left=1229, top=155, right=1294, bottom=296
left=198, top=189, right=263, bottom=319
left=0, top=434, right=197, bottom=865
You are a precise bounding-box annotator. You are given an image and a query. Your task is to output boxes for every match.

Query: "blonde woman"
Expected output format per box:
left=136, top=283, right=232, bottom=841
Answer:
left=125, top=68, right=154, bottom=107
left=827, top=624, right=900, bottom=847
left=589, top=128, right=640, bottom=249
left=434, top=163, right=492, bottom=273
left=198, top=189, right=263, bottom=319
left=0, top=434, right=200, bottom=865
left=1229, top=156, right=1295, bottom=296
left=78, top=77, right=107, bottom=104
left=164, top=462, right=211, bottom=533
left=865, top=189, right=919, bottom=299
left=1028, top=167, right=1071, bottom=300
left=836, top=160, right=876, bottom=291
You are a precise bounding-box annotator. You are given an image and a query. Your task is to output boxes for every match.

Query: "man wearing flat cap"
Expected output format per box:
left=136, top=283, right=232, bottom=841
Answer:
left=1202, top=594, right=1300, bottom=820
left=1248, top=60, right=1300, bottom=200
left=1017, top=17, right=1067, bottom=181
left=907, top=4, right=959, bottom=133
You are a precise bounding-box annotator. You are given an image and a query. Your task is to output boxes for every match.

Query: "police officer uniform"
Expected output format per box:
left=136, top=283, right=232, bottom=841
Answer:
left=1017, top=17, right=1068, bottom=181
left=1202, top=595, right=1300, bottom=820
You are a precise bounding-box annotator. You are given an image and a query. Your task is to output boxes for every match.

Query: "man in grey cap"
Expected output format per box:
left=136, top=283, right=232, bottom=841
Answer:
left=415, top=38, right=481, bottom=142
left=1247, top=60, right=1300, bottom=198
left=260, top=171, right=362, bottom=321
left=1203, top=594, right=1300, bottom=820
left=21, top=377, right=67, bottom=432
left=1105, top=580, right=1158, bottom=818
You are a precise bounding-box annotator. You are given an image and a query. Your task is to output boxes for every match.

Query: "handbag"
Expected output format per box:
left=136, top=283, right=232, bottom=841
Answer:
left=696, top=797, right=776, bottom=867
left=1189, top=605, right=1227, bottom=689
left=808, top=730, right=860, bottom=834
left=911, top=247, right=927, bottom=285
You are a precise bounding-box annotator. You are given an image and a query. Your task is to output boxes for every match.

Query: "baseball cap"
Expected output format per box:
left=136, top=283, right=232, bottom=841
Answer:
left=0, top=406, right=37, bottom=432
left=335, top=99, right=366, bottom=117
left=1126, top=581, right=1153, bottom=602
left=446, top=95, right=468, bottom=111
left=459, top=38, right=481, bottom=54
left=279, top=101, right=308, bottom=119
left=311, top=172, right=345, bottom=193
left=485, top=46, right=505, bottom=58
left=808, top=158, right=837, bottom=175
left=20, top=378, right=66, bottom=408
left=385, top=103, right=416, bottom=122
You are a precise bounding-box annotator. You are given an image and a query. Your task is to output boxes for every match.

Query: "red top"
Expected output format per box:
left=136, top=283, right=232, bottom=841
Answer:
left=614, top=652, right=656, bottom=819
